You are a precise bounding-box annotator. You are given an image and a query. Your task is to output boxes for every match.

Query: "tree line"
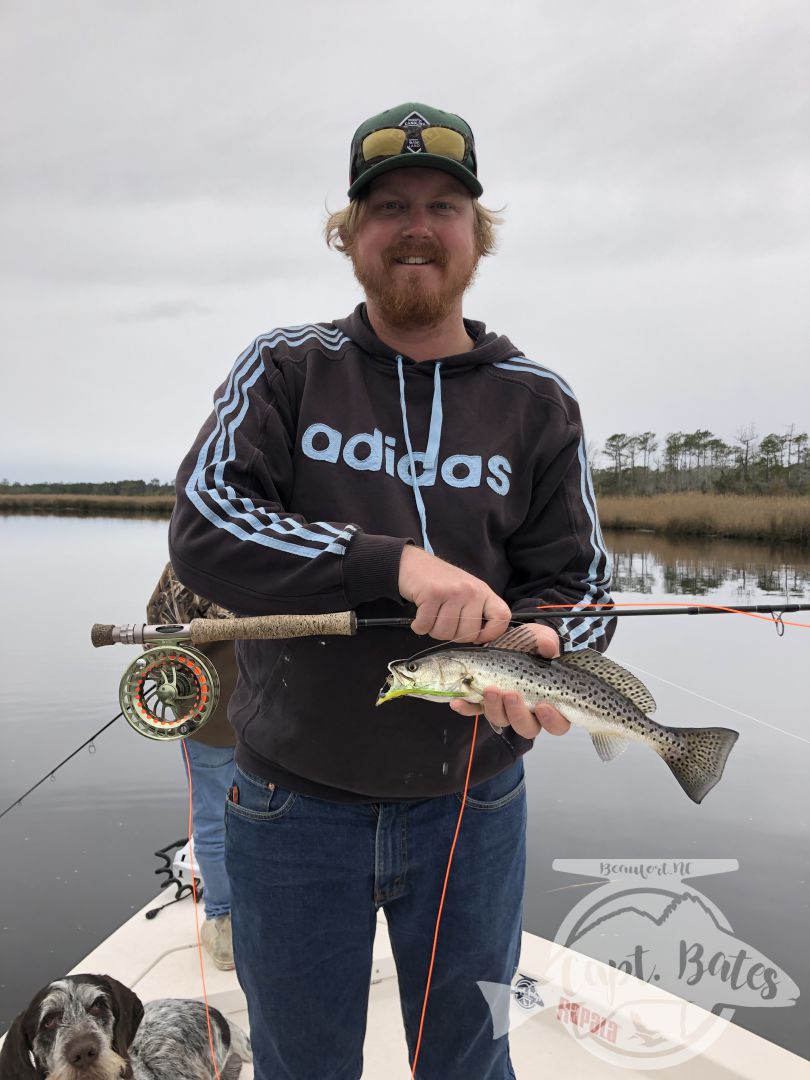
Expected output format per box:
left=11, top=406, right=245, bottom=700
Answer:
left=3, top=426, right=810, bottom=499
left=0, top=479, right=175, bottom=495
left=592, top=426, right=809, bottom=495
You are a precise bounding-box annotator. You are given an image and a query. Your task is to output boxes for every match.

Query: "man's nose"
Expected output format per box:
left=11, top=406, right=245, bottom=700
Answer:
left=401, top=207, right=432, bottom=238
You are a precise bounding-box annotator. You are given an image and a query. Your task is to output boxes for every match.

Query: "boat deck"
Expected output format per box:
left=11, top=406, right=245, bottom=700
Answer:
left=50, top=889, right=809, bottom=1079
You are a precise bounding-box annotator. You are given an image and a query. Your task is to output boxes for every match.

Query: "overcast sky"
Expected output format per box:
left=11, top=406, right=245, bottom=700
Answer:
left=1, top=0, right=808, bottom=482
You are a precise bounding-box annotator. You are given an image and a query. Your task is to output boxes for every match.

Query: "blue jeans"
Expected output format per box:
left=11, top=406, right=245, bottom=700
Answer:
left=225, top=758, right=526, bottom=1080
left=182, top=740, right=234, bottom=919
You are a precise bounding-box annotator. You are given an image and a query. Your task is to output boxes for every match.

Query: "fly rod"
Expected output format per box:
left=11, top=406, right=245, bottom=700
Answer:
left=90, top=602, right=810, bottom=649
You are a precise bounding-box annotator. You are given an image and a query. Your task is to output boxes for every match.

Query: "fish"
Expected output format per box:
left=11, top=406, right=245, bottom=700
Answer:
left=376, top=626, right=739, bottom=804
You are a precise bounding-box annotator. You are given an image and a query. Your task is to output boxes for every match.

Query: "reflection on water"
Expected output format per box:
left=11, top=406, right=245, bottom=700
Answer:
left=606, top=530, right=810, bottom=599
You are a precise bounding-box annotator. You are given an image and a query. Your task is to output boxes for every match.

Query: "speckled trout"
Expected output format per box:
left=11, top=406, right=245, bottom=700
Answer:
left=376, top=626, right=738, bottom=804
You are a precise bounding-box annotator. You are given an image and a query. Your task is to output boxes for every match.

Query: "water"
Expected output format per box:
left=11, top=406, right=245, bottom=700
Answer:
left=1, top=516, right=808, bottom=1059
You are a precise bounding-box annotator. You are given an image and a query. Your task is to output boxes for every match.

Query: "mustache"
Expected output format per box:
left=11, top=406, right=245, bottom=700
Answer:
left=382, top=243, right=448, bottom=268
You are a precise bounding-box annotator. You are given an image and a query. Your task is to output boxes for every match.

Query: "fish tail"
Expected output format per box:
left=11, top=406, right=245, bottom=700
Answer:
left=657, top=726, right=739, bottom=804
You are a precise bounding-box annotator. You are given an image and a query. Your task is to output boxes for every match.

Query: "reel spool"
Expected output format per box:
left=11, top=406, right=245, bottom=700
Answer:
left=119, top=644, right=220, bottom=741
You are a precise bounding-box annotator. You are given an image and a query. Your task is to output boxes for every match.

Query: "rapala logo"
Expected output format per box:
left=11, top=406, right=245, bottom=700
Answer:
left=301, top=423, right=512, bottom=495
left=556, top=998, right=619, bottom=1044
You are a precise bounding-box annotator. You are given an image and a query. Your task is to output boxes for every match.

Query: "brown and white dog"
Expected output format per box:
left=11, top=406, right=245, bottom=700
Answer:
left=0, top=973, right=252, bottom=1079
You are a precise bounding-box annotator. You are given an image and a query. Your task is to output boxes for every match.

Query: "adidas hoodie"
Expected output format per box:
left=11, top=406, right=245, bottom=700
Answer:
left=169, top=304, right=614, bottom=801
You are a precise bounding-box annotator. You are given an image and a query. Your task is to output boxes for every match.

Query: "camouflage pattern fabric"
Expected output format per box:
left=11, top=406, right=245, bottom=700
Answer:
left=147, top=563, right=234, bottom=625
left=147, top=563, right=238, bottom=747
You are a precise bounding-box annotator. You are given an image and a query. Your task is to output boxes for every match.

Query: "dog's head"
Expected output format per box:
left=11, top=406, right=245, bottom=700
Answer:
left=0, top=974, right=144, bottom=1079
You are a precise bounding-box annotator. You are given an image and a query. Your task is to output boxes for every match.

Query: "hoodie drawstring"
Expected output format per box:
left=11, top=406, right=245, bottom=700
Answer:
left=396, top=356, right=443, bottom=554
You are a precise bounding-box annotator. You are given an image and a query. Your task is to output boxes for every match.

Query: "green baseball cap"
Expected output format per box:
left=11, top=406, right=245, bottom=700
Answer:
left=348, top=102, right=482, bottom=200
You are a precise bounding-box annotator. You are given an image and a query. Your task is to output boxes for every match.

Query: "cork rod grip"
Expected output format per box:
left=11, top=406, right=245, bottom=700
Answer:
left=189, top=610, right=357, bottom=644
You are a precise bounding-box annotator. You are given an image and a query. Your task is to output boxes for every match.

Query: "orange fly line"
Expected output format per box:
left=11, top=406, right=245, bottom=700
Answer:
left=181, top=738, right=223, bottom=1080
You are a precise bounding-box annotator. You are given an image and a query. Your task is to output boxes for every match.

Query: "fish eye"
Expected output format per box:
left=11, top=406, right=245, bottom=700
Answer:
left=406, top=662, right=418, bottom=673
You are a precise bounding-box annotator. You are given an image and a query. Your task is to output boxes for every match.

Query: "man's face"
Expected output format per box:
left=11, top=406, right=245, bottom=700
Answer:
left=350, top=168, right=479, bottom=330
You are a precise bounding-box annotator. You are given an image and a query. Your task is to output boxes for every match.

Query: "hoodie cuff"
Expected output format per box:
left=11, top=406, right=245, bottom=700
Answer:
left=342, top=532, right=415, bottom=607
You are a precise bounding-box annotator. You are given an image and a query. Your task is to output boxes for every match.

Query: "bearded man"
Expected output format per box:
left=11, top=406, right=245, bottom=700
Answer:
left=169, top=102, right=614, bottom=1080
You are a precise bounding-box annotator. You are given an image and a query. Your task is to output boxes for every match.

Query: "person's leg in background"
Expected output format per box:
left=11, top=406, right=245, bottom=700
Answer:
left=182, top=739, right=235, bottom=969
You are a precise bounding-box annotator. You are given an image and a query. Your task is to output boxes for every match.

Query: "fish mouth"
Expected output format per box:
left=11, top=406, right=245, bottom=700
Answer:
left=376, top=664, right=463, bottom=706
left=376, top=685, right=414, bottom=706
left=376, top=666, right=412, bottom=706
left=376, top=685, right=461, bottom=706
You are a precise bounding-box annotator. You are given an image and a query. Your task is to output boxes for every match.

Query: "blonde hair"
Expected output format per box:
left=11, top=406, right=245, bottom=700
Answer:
left=324, top=197, right=503, bottom=258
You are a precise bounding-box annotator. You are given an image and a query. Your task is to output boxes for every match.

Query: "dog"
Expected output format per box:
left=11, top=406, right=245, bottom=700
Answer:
left=0, top=973, right=252, bottom=1079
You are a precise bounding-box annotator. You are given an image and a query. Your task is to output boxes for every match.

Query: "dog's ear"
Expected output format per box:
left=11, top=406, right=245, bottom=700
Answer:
left=96, top=974, right=144, bottom=1057
left=0, top=1006, right=44, bottom=1079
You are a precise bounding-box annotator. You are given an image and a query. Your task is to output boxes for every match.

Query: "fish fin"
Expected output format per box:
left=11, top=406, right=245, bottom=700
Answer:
left=590, top=732, right=630, bottom=762
left=485, top=625, right=539, bottom=653
left=658, top=726, right=739, bottom=804
left=560, top=649, right=657, bottom=714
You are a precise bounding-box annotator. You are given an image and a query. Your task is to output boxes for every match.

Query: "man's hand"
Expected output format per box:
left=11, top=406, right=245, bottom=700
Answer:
left=449, top=622, right=571, bottom=740
left=398, top=546, right=511, bottom=644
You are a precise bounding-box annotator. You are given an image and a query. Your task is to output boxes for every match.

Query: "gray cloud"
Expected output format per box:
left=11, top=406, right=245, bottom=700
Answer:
left=0, top=0, right=807, bottom=480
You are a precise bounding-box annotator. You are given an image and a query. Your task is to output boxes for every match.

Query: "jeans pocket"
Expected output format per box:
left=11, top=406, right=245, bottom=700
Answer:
left=226, top=765, right=298, bottom=822
left=456, top=759, right=525, bottom=811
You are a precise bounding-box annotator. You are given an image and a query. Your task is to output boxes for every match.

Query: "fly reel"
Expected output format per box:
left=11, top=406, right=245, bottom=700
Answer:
left=119, top=644, right=220, bottom=741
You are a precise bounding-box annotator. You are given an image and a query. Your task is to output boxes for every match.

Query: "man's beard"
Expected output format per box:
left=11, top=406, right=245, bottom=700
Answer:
left=351, top=241, right=480, bottom=330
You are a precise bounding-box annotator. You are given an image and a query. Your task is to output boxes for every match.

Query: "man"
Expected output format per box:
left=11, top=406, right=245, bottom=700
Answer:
left=169, top=102, right=613, bottom=1080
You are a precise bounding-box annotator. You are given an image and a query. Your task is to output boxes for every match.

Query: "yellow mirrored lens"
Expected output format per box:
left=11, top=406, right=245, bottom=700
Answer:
left=421, top=127, right=466, bottom=161
left=362, top=128, right=407, bottom=160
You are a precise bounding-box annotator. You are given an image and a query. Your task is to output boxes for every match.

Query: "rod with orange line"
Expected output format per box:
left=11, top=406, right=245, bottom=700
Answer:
left=359, top=601, right=810, bottom=628
left=91, top=601, right=810, bottom=651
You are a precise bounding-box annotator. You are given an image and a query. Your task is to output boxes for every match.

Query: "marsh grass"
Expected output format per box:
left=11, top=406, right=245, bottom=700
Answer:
left=598, top=494, right=810, bottom=546
left=0, top=493, right=174, bottom=516
left=2, top=492, right=809, bottom=545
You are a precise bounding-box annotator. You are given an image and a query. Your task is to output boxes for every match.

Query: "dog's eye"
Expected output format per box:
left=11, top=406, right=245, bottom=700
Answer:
left=89, top=998, right=107, bottom=1015
left=42, top=1013, right=59, bottom=1029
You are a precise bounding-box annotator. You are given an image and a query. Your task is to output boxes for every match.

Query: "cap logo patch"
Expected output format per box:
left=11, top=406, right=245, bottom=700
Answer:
left=398, top=110, right=430, bottom=154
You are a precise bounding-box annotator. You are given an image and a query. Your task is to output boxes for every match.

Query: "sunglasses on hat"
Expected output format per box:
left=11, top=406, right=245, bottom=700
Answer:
left=358, top=125, right=472, bottom=168
left=347, top=103, right=483, bottom=200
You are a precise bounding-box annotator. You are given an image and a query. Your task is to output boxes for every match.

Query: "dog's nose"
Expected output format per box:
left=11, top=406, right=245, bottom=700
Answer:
left=66, top=1035, right=100, bottom=1068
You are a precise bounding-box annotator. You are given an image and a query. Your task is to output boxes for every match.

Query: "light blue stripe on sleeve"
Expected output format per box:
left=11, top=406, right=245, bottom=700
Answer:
left=495, top=358, right=613, bottom=650
left=186, top=325, right=354, bottom=558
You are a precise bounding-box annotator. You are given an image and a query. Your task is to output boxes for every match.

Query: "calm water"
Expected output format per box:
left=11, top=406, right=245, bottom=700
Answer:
left=1, top=517, right=808, bottom=1059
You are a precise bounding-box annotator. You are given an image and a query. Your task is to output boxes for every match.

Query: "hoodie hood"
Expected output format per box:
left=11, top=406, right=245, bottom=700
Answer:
left=334, top=303, right=524, bottom=375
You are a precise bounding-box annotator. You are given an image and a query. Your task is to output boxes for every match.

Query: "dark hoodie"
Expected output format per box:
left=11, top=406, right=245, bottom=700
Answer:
left=169, top=304, right=614, bottom=801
